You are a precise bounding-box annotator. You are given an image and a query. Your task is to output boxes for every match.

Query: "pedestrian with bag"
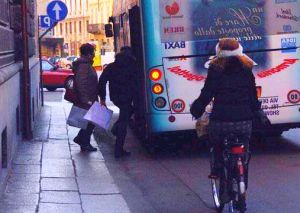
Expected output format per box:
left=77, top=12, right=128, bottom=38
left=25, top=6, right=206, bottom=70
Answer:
left=72, top=43, right=98, bottom=152
left=98, top=46, right=138, bottom=158
left=190, top=38, right=270, bottom=179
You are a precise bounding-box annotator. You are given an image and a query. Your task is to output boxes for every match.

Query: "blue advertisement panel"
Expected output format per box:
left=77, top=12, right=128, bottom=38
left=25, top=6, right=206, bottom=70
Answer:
left=159, top=0, right=300, bottom=43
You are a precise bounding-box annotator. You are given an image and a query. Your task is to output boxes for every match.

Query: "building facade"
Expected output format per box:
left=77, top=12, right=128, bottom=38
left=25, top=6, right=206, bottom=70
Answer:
left=37, top=0, right=64, bottom=57
left=52, top=0, right=114, bottom=57
left=0, top=0, right=40, bottom=196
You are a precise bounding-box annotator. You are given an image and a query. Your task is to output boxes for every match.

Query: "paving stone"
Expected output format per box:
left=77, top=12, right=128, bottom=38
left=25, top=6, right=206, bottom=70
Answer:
left=13, top=155, right=41, bottom=165
left=42, top=159, right=74, bottom=178
left=81, top=194, right=130, bottom=213
left=12, top=165, right=41, bottom=174
left=5, top=180, right=40, bottom=194
left=45, top=139, right=69, bottom=145
left=40, top=191, right=80, bottom=204
left=77, top=177, right=119, bottom=194
left=42, top=144, right=71, bottom=159
left=41, top=178, right=78, bottom=191
left=38, top=203, right=82, bottom=213
left=17, top=148, right=42, bottom=157
left=74, top=161, right=110, bottom=177
left=1, top=193, right=39, bottom=206
left=0, top=204, right=37, bottom=213
left=71, top=151, right=104, bottom=162
left=8, top=173, right=41, bottom=182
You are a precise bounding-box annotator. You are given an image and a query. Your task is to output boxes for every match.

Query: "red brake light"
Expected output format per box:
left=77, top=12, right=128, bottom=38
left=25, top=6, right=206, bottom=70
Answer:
left=152, top=83, right=164, bottom=94
left=256, top=86, right=262, bottom=98
left=231, top=146, right=245, bottom=154
left=150, top=69, right=162, bottom=81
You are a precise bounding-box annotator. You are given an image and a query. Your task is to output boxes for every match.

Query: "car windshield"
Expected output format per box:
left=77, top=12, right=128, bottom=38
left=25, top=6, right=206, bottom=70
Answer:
left=42, top=60, right=54, bottom=71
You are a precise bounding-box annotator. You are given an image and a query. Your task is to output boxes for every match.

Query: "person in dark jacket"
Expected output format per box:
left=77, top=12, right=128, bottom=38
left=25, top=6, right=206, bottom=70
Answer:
left=190, top=38, right=261, bottom=178
left=98, top=47, right=138, bottom=158
left=73, top=43, right=98, bottom=152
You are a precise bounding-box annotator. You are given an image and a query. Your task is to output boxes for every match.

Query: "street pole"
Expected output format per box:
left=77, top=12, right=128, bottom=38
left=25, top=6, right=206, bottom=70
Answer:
left=38, top=19, right=58, bottom=107
left=21, top=0, right=33, bottom=140
left=38, top=17, right=44, bottom=107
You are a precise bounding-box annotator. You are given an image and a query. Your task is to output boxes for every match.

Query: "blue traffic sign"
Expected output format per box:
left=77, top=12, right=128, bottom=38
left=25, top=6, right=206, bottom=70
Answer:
left=40, top=15, right=55, bottom=28
left=47, top=1, right=68, bottom=22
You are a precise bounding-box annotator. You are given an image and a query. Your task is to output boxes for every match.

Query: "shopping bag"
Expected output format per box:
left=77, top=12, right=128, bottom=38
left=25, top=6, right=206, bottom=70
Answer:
left=84, top=102, right=113, bottom=130
left=67, top=105, right=88, bottom=129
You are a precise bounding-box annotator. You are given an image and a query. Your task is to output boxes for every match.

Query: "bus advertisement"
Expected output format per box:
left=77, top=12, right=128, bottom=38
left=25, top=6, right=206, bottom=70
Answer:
left=110, top=0, right=300, bottom=141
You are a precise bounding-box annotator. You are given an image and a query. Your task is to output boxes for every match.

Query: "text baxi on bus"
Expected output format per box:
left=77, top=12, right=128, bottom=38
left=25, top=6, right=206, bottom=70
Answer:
left=105, top=0, right=300, bottom=143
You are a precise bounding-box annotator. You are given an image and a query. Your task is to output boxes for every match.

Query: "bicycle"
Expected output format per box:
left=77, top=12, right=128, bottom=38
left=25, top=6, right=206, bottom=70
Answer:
left=210, top=134, right=251, bottom=213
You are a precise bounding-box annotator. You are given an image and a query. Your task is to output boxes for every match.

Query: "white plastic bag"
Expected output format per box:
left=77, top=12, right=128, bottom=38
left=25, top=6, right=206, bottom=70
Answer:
left=67, top=105, right=88, bottom=129
left=84, top=102, right=113, bottom=130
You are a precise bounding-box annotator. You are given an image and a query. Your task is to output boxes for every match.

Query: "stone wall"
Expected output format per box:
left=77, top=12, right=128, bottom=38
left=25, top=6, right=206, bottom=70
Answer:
left=0, top=0, right=40, bottom=196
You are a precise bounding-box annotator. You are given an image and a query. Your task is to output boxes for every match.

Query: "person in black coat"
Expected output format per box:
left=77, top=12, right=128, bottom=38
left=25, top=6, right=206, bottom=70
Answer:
left=190, top=38, right=260, bottom=179
left=98, top=47, right=138, bottom=158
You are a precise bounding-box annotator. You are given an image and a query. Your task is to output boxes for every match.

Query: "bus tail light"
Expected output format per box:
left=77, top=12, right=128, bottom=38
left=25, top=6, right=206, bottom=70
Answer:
left=256, top=86, right=262, bottom=98
left=152, top=83, right=164, bottom=94
left=155, top=97, right=166, bottom=108
left=150, top=69, right=162, bottom=81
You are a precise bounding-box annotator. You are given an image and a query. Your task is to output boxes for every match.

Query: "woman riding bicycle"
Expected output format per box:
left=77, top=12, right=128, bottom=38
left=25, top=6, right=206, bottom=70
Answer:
left=190, top=38, right=260, bottom=180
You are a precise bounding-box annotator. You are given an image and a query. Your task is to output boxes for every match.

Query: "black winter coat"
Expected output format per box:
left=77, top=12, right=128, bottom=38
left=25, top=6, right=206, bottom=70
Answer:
left=98, top=53, right=138, bottom=105
left=190, top=56, right=260, bottom=122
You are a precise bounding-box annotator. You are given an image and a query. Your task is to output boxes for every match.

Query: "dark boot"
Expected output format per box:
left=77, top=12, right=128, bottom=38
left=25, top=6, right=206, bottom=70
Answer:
left=111, top=123, right=118, bottom=136
left=81, top=144, right=97, bottom=152
left=73, top=136, right=82, bottom=145
left=114, top=149, right=131, bottom=158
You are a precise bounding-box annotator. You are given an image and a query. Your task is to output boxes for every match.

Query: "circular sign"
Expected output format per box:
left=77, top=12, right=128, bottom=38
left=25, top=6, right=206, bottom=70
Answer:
left=47, top=1, right=68, bottom=22
left=287, top=90, right=300, bottom=104
left=171, top=99, right=185, bottom=113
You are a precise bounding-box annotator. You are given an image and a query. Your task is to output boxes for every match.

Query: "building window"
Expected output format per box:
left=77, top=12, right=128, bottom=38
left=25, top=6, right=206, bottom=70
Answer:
left=60, top=23, right=63, bottom=35
left=74, top=21, right=76, bottom=33
left=79, top=21, right=82, bottom=32
left=65, top=22, right=68, bottom=34
left=70, top=22, right=72, bottom=34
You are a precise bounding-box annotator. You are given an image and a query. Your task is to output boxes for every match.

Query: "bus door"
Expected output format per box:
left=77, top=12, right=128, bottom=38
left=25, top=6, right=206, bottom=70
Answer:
left=129, top=5, right=146, bottom=132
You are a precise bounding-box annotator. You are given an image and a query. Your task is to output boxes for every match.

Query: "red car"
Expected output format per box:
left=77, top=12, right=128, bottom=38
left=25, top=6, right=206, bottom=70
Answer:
left=42, top=59, right=73, bottom=91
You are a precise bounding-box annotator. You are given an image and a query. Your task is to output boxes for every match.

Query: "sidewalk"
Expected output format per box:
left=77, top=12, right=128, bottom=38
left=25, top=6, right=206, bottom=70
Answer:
left=0, top=102, right=130, bottom=213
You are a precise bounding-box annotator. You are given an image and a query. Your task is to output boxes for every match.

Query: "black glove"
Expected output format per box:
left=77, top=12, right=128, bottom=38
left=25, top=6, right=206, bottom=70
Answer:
left=255, top=109, right=271, bottom=126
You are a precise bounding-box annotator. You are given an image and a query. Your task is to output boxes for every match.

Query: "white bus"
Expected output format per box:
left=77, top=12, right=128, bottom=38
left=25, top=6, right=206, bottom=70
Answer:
left=106, top=0, right=300, bottom=142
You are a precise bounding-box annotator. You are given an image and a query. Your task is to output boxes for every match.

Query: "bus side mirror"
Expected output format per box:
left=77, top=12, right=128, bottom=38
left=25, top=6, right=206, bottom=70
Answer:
left=105, top=24, right=113, bottom=37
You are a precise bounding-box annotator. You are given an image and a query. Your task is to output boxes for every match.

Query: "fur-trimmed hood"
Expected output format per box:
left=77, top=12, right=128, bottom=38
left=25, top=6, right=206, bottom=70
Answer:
left=209, top=55, right=254, bottom=71
left=210, top=38, right=255, bottom=71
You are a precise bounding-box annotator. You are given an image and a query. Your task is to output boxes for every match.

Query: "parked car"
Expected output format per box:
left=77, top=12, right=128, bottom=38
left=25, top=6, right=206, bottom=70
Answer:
left=48, top=56, right=61, bottom=66
left=58, top=56, right=78, bottom=69
left=42, top=59, right=73, bottom=91
left=59, top=58, right=73, bottom=69
left=66, top=56, right=78, bottom=63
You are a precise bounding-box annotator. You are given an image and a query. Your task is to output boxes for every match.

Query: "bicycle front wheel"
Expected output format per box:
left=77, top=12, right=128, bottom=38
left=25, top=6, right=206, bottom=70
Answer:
left=210, top=150, right=225, bottom=212
left=211, top=176, right=224, bottom=212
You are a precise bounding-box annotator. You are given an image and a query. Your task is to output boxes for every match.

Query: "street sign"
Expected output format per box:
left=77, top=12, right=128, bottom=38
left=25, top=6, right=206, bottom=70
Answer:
left=40, top=15, right=55, bottom=28
left=39, top=28, right=53, bottom=37
left=47, top=0, right=68, bottom=22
